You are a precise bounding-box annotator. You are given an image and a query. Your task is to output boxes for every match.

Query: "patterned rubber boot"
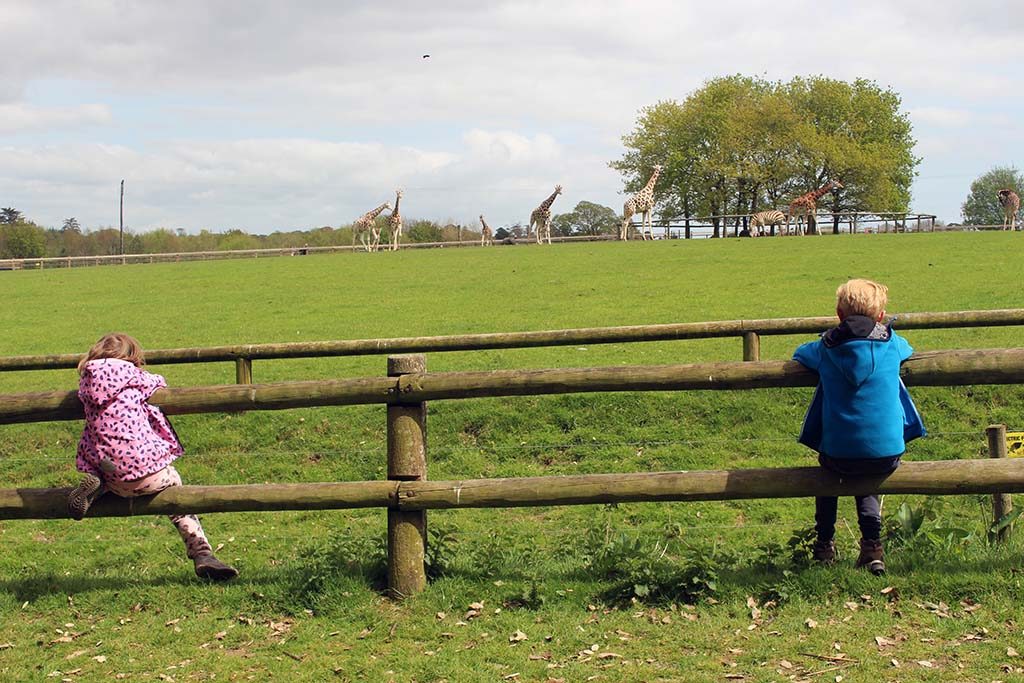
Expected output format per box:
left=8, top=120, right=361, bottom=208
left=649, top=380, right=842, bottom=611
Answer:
left=194, top=553, right=239, bottom=581
left=855, top=538, right=885, bottom=576
left=811, top=539, right=836, bottom=566
left=67, top=473, right=105, bottom=520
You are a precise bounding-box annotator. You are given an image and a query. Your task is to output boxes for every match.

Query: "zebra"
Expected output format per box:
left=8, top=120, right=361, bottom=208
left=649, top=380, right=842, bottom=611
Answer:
left=749, top=210, right=787, bottom=237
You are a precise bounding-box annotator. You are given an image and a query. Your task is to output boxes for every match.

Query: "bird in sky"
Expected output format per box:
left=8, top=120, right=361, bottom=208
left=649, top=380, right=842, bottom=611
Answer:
left=422, top=54, right=430, bottom=59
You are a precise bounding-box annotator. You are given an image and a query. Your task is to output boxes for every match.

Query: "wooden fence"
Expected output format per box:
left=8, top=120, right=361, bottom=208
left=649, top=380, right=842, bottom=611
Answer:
left=1, top=349, right=1023, bottom=597
left=3, top=308, right=1023, bottom=383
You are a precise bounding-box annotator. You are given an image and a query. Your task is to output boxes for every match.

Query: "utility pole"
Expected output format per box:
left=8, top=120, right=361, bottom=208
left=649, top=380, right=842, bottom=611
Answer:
left=119, top=179, right=125, bottom=255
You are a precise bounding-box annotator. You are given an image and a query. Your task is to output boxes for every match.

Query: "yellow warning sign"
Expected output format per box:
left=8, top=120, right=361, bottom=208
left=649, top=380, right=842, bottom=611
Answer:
left=1008, top=432, right=1024, bottom=457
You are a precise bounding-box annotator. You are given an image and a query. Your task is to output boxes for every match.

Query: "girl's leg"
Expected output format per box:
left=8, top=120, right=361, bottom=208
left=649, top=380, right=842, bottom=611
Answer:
left=107, top=467, right=235, bottom=578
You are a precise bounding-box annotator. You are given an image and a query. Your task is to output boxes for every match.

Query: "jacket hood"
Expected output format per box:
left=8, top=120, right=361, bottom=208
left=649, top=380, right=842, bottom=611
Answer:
left=78, top=358, right=139, bottom=405
left=821, top=315, right=892, bottom=387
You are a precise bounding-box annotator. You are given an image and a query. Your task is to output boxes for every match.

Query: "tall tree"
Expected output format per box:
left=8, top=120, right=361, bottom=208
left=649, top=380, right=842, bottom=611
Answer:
left=0, top=207, right=23, bottom=224
left=0, top=222, right=46, bottom=258
left=552, top=201, right=619, bottom=236
left=961, top=166, right=1024, bottom=226
left=613, top=76, right=919, bottom=236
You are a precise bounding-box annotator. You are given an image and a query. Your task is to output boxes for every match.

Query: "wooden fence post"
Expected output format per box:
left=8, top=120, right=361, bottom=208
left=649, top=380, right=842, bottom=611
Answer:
left=235, top=358, right=253, bottom=384
left=987, top=424, right=1013, bottom=543
left=387, top=354, right=428, bottom=598
left=742, top=332, right=760, bottom=362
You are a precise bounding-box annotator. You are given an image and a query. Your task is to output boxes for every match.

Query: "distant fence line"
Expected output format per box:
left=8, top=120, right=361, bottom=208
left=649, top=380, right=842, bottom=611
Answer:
left=0, top=235, right=612, bottom=271
left=1, top=217, right=1016, bottom=270
left=649, top=211, right=942, bottom=239
left=2, top=309, right=1023, bottom=383
left=0, top=350, right=1021, bottom=598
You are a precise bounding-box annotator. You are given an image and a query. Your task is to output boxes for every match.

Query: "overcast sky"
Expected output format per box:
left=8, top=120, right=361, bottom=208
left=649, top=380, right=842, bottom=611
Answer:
left=1, top=1, right=1021, bottom=234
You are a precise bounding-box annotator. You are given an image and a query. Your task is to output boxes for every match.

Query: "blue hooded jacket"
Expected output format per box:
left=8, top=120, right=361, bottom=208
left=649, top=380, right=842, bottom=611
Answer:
left=793, top=315, right=925, bottom=458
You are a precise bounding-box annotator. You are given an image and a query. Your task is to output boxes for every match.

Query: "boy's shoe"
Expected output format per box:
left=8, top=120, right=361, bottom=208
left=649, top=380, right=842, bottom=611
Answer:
left=67, top=473, right=104, bottom=520
left=194, top=553, right=239, bottom=581
left=811, top=539, right=836, bottom=565
left=855, top=538, right=885, bottom=576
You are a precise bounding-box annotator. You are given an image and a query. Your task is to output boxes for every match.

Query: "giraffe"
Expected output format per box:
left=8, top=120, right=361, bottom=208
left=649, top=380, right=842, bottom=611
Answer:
left=529, top=185, right=562, bottom=244
left=787, top=179, right=843, bottom=236
left=479, top=215, right=494, bottom=246
left=998, top=189, right=1020, bottom=230
left=351, top=201, right=392, bottom=252
left=620, top=164, right=663, bottom=241
left=388, top=189, right=403, bottom=251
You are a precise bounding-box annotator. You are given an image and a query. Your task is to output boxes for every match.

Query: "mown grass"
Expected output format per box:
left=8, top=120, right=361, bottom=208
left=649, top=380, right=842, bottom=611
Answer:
left=1, top=232, right=1023, bottom=682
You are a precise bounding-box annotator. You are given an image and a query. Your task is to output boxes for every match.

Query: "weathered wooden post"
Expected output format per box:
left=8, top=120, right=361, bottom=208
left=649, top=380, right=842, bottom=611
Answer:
left=742, top=332, right=760, bottom=362
left=987, top=424, right=1013, bottom=543
left=387, top=354, right=428, bottom=598
left=235, top=358, right=253, bottom=384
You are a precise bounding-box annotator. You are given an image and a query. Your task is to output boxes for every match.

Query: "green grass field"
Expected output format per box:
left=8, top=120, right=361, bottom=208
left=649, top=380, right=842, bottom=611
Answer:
left=1, top=233, right=1023, bottom=682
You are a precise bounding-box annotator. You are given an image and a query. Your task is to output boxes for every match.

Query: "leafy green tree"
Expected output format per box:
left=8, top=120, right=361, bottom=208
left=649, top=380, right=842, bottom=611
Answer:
left=961, top=166, right=1024, bottom=226
left=0, top=208, right=23, bottom=224
left=406, top=219, right=444, bottom=243
left=552, top=201, right=619, bottom=236
left=62, top=217, right=81, bottom=233
left=613, top=75, right=919, bottom=236
left=1, top=222, right=46, bottom=258
left=785, top=77, right=918, bottom=233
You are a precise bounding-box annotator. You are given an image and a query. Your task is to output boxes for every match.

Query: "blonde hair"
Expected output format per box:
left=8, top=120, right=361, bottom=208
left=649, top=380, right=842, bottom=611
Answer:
left=78, top=333, right=146, bottom=375
left=836, top=279, right=888, bottom=319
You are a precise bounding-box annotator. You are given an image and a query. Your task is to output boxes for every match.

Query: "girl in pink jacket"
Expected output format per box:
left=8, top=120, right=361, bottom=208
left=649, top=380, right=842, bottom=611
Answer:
left=69, top=333, right=237, bottom=581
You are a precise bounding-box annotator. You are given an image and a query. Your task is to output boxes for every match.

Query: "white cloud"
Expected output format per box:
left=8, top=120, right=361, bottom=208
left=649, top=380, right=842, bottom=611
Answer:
left=0, top=132, right=617, bottom=231
left=0, top=103, right=111, bottom=133
left=0, top=1, right=1022, bottom=227
left=909, top=107, right=972, bottom=128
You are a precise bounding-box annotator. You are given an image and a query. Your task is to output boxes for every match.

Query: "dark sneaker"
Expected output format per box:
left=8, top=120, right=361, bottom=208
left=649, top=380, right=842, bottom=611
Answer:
left=855, top=538, right=885, bottom=576
left=812, top=539, right=836, bottom=566
left=194, top=553, right=239, bottom=581
left=67, top=473, right=104, bottom=520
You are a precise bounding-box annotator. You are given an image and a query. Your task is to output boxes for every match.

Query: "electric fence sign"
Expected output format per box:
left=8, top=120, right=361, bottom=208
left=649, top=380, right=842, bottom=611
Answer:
left=1007, top=431, right=1024, bottom=457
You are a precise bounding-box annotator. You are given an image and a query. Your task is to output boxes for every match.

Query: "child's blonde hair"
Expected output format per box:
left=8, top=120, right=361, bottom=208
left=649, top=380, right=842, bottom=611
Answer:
left=836, top=279, right=888, bottom=319
left=78, top=333, right=146, bottom=375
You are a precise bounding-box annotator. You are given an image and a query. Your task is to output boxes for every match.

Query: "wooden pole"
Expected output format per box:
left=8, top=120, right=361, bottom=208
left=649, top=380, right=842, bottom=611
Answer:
left=235, top=358, right=253, bottom=384
left=742, top=332, right=760, bottom=362
left=387, top=354, right=428, bottom=598
left=987, top=424, right=1013, bottom=543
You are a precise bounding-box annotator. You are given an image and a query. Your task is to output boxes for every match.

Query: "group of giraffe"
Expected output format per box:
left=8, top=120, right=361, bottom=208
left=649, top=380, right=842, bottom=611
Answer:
left=352, top=176, right=1020, bottom=252
left=620, top=168, right=845, bottom=239
left=352, top=190, right=499, bottom=252
left=352, top=189, right=404, bottom=252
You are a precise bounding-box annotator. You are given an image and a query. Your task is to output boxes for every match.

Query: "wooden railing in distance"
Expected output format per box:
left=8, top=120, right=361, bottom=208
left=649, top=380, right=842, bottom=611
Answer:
left=1, top=309, right=1022, bottom=374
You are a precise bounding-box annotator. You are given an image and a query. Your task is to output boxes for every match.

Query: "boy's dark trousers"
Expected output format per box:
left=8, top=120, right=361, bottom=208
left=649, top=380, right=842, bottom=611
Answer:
left=815, top=454, right=901, bottom=542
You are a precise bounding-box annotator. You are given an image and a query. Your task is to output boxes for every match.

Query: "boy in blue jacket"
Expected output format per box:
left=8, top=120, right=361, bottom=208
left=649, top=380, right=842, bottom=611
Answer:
left=793, top=278, right=924, bottom=575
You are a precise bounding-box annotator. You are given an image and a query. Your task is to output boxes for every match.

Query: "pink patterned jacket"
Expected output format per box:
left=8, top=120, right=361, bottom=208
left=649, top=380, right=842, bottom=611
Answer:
left=76, top=358, right=184, bottom=481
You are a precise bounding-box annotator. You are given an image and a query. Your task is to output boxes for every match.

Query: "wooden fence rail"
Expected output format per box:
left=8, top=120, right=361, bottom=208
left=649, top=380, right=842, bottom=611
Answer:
left=1, top=309, right=1022, bottom=374
left=3, top=460, right=1023, bottom=520
left=2, top=349, right=1022, bottom=597
left=3, top=348, right=1024, bottom=425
